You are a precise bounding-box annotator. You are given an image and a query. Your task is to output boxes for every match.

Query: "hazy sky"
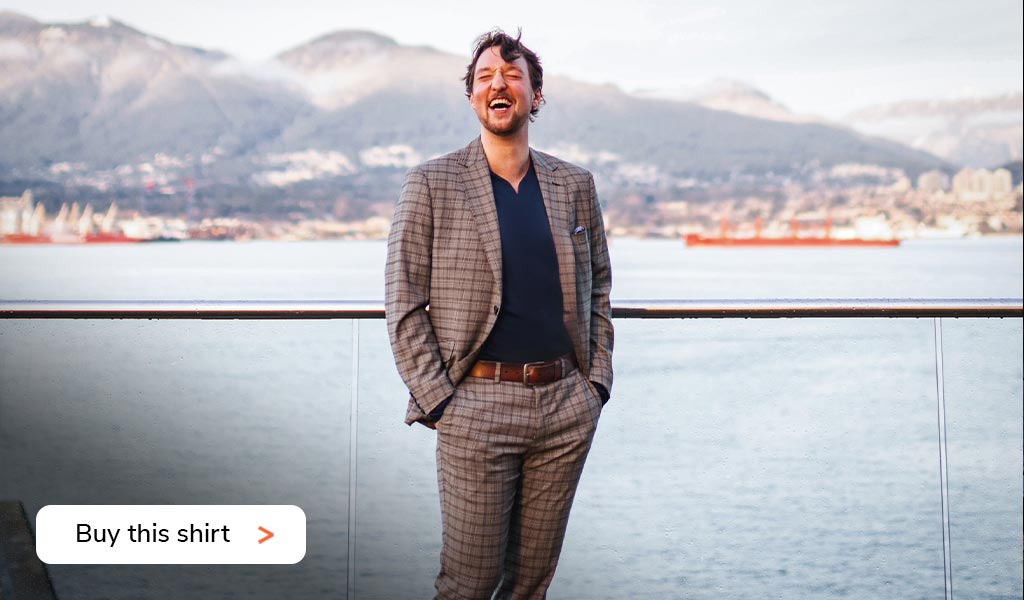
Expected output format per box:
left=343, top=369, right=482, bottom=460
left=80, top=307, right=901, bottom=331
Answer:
left=4, top=0, right=1022, bottom=118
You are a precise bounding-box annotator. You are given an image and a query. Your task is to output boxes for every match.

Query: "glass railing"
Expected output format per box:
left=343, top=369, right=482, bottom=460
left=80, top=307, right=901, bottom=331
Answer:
left=1, top=300, right=1021, bottom=600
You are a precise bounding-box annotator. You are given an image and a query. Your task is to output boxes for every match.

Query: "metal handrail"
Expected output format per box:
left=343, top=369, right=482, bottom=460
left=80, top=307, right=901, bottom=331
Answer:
left=2, top=297, right=1019, bottom=600
left=0, top=298, right=1021, bottom=319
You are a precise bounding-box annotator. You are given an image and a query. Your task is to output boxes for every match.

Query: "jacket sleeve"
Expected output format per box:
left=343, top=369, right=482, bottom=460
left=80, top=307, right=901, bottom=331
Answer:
left=385, top=168, right=456, bottom=420
left=586, top=172, right=614, bottom=397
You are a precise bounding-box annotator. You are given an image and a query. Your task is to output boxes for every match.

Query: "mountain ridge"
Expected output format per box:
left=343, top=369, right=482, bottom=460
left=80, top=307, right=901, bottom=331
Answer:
left=1, top=11, right=957, bottom=213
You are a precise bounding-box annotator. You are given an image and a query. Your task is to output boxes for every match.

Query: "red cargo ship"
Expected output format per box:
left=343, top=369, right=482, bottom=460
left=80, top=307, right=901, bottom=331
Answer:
left=685, top=218, right=900, bottom=247
left=1, top=233, right=141, bottom=244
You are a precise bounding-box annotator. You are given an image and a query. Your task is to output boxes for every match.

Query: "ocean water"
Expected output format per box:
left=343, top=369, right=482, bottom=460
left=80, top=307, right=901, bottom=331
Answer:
left=1, top=238, right=1021, bottom=599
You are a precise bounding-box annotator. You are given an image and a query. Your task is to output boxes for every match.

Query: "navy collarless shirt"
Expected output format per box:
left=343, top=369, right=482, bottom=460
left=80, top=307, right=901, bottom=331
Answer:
left=476, top=161, right=574, bottom=363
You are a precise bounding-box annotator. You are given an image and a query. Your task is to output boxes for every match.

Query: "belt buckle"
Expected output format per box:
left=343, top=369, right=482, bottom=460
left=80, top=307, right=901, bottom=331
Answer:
left=522, top=361, right=546, bottom=386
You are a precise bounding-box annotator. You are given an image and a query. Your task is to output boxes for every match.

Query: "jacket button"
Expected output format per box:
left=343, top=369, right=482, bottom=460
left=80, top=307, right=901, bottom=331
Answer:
left=493, top=305, right=500, bottom=315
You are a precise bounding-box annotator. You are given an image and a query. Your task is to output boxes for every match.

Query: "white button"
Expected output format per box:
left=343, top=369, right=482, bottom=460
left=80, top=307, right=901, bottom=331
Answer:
left=35, top=505, right=305, bottom=564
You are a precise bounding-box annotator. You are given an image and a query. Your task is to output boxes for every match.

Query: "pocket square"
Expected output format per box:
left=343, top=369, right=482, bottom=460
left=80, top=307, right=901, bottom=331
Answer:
left=572, top=225, right=586, bottom=235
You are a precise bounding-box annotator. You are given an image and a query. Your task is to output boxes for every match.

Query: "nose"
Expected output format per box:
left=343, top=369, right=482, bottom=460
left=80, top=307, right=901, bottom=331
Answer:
left=490, top=71, right=507, bottom=89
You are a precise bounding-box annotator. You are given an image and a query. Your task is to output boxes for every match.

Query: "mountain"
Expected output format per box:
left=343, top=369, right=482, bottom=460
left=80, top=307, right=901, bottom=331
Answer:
left=265, top=37, right=947, bottom=180
left=844, top=93, right=1023, bottom=168
left=269, top=29, right=473, bottom=156
left=636, top=79, right=821, bottom=124
left=0, top=12, right=307, bottom=169
left=0, top=11, right=949, bottom=213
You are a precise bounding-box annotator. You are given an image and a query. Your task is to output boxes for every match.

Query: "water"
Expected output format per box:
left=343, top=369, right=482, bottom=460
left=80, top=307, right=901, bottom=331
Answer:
left=1, top=237, right=1021, bottom=300
left=1, top=238, right=1021, bottom=599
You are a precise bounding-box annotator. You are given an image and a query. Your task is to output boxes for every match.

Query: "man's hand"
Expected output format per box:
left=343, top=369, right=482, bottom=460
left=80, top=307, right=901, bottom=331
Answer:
left=423, top=395, right=453, bottom=429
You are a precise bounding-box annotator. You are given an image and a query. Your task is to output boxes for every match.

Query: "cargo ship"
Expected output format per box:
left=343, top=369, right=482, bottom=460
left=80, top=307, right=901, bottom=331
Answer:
left=1, top=233, right=142, bottom=244
left=685, top=218, right=900, bottom=247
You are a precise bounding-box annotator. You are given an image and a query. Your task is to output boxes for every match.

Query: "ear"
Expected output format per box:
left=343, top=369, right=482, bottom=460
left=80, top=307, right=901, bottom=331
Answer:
left=532, top=88, right=543, bottom=109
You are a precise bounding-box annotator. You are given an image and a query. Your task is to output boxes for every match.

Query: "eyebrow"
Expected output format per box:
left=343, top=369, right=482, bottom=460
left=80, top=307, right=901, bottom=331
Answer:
left=476, top=64, right=524, bottom=76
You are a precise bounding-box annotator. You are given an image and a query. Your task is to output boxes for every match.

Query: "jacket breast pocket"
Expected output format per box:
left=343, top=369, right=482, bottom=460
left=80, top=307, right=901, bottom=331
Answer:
left=570, top=228, right=592, bottom=288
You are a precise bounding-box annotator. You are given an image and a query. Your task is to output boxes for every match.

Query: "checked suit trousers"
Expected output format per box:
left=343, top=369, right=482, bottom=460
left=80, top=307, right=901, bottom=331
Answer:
left=433, top=367, right=603, bottom=600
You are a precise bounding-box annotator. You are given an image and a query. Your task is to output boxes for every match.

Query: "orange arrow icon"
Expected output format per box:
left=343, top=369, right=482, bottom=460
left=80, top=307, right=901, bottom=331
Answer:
left=258, top=526, right=274, bottom=544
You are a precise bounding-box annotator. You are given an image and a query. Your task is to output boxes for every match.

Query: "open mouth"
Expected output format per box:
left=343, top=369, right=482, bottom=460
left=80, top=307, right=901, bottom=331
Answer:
left=488, top=97, right=512, bottom=111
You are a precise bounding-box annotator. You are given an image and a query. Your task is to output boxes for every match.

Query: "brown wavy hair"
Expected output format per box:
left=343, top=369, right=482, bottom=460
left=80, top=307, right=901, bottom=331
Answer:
left=463, top=28, right=545, bottom=120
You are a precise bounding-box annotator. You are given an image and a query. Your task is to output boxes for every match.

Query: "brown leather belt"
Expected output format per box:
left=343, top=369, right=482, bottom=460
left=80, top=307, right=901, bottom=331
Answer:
left=468, top=353, right=577, bottom=386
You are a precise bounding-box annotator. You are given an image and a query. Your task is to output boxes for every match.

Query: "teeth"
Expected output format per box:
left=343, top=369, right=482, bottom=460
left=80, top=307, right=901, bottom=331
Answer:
left=489, top=98, right=511, bottom=109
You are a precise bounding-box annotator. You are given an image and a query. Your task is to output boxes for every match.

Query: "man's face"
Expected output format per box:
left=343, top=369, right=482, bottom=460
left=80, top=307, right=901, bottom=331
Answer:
left=469, top=46, right=541, bottom=137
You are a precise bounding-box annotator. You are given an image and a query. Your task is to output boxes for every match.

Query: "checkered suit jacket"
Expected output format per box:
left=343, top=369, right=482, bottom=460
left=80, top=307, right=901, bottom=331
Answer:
left=385, top=137, right=613, bottom=426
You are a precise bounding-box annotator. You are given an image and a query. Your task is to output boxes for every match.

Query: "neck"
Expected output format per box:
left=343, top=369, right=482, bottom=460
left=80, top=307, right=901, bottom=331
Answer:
left=480, top=128, right=531, bottom=189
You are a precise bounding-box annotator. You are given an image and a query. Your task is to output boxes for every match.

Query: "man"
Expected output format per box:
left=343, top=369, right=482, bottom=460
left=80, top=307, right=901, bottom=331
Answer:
left=385, top=29, right=613, bottom=600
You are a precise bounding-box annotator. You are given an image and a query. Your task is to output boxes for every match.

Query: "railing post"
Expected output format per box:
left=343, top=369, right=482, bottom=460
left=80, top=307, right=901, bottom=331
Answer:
left=933, top=317, right=953, bottom=600
left=347, top=320, right=360, bottom=600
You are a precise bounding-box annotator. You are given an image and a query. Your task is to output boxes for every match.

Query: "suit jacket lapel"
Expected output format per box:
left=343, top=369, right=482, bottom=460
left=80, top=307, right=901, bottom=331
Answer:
left=459, top=137, right=503, bottom=286
left=532, top=149, right=582, bottom=363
